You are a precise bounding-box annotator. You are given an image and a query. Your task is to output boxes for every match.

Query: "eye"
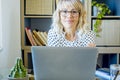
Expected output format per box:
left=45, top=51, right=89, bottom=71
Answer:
left=72, top=10, right=79, bottom=13
left=62, top=10, right=68, bottom=13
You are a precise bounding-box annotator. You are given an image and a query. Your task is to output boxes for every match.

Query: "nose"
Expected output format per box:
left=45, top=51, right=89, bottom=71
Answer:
left=66, top=12, right=72, bottom=17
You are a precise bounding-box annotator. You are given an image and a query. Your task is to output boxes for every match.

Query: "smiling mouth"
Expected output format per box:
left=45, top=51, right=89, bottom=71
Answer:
left=66, top=20, right=73, bottom=22
left=66, top=20, right=74, bottom=22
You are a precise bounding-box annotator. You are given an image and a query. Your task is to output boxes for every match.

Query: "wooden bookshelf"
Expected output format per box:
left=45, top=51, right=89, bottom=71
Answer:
left=20, top=0, right=55, bottom=68
left=91, top=0, right=120, bottom=68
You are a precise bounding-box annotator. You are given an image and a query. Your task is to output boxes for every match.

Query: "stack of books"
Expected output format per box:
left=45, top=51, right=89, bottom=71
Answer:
left=25, top=27, right=48, bottom=46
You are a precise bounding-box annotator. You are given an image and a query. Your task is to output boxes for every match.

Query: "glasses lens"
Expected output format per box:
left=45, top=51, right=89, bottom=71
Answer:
left=60, top=10, right=80, bottom=17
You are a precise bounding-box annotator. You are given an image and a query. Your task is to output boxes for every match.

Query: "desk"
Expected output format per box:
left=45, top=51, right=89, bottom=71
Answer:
left=0, top=68, right=101, bottom=80
left=22, top=75, right=100, bottom=80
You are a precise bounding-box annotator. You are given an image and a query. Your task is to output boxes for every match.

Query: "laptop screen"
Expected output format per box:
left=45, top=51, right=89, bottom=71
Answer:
left=31, top=46, right=98, bottom=80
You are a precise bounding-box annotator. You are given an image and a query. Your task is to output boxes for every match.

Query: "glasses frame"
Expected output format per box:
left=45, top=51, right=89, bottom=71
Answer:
left=60, top=10, right=80, bottom=17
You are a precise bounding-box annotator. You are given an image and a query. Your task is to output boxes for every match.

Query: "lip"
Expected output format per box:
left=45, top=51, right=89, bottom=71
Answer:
left=66, top=20, right=74, bottom=23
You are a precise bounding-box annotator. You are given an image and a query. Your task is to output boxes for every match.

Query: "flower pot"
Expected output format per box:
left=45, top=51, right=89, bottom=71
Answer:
left=8, top=75, right=29, bottom=80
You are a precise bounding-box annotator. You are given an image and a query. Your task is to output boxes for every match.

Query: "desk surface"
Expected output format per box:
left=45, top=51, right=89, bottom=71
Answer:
left=0, top=68, right=102, bottom=80
left=0, top=68, right=34, bottom=80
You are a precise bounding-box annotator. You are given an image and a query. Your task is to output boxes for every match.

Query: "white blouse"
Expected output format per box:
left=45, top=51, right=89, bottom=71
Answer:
left=47, top=29, right=95, bottom=47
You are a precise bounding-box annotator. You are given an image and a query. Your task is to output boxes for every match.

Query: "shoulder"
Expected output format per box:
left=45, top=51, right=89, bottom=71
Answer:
left=78, top=30, right=96, bottom=39
left=85, top=30, right=95, bottom=36
left=48, top=28, right=58, bottom=35
left=78, top=30, right=95, bottom=37
left=48, top=28, right=61, bottom=38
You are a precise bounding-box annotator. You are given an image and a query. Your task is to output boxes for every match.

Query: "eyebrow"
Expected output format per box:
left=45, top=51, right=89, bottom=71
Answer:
left=60, top=9, right=78, bottom=11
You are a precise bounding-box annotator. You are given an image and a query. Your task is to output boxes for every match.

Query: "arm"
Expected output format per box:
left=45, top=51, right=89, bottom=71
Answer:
left=88, top=43, right=96, bottom=47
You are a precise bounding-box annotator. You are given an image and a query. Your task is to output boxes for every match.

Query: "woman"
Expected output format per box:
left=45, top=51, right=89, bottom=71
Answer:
left=47, top=0, right=96, bottom=47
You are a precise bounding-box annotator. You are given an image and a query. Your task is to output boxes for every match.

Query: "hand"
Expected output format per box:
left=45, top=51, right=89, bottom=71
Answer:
left=87, top=43, right=96, bottom=47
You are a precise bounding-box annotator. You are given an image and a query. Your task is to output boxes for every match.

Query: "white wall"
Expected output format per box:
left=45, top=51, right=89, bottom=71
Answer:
left=0, top=0, right=21, bottom=69
left=0, top=0, right=2, bottom=50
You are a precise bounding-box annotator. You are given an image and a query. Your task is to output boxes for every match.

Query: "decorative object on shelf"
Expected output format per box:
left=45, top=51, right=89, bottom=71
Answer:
left=92, top=1, right=111, bottom=37
left=8, top=57, right=28, bottom=80
left=95, top=68, right=110, bottom=80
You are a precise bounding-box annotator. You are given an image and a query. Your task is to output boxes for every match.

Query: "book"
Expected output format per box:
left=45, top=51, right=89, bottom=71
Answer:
left=39, top=31, right=47, bottom=45
left=95, top=68, right=110, bottom=80
left=25, top=27, right=37, bottom=46
left=32, top=34, right=42, bottom=46
left=36, top=31, right=45, bottom=45
left=32, top=30, right=45, bottom=46
left=43, top=32, right=48, bottom=40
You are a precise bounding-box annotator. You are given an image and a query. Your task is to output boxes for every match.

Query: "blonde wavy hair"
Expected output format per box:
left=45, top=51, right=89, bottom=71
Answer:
left=51, top=0, right=90, bottom=34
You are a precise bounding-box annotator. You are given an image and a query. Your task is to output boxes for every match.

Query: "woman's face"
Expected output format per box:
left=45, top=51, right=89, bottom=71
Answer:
left=60, top=4, right=80, bottom=31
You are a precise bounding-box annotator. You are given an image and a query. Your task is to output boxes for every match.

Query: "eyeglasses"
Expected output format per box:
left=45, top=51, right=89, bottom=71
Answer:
left=60, top=10, right=80, bottom=17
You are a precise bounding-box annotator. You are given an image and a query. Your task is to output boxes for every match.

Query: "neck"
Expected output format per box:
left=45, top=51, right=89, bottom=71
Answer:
left=65, top=31, right=76, bottom=41
left=64, top=27, right=77, bottom=41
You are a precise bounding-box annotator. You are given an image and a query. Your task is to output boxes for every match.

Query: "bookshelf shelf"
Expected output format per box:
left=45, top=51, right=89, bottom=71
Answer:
left=91, top=0, right=120, bottom=75
left=24, top=16, right=52, bottom=18
left=92, top=0, right=120, bottom=47
left=92, top=16, right=120, bottom=19
left=20, top=0, right=56, bottom=74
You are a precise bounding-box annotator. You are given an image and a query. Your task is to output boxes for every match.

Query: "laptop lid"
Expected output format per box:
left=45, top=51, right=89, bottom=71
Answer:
left=31, top=46, right=98, bottom=80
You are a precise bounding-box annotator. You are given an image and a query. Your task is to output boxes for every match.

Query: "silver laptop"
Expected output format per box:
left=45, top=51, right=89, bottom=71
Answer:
left=31, top=46, right=98, bottom=80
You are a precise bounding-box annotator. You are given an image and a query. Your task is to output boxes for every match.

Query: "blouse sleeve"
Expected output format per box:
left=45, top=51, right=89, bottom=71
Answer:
left=47, top=29, right=61, bottom=47
left=81, top=31, right=96, bottom=47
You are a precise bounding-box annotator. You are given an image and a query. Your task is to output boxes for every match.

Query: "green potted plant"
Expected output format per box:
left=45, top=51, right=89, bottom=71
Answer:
left=92, top=1, right=111, bottom=37
left=8, top=57, right=28, bottom=80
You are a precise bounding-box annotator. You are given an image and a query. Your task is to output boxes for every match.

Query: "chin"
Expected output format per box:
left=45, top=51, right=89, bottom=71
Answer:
left=64, top=25, right=72, bottom=28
